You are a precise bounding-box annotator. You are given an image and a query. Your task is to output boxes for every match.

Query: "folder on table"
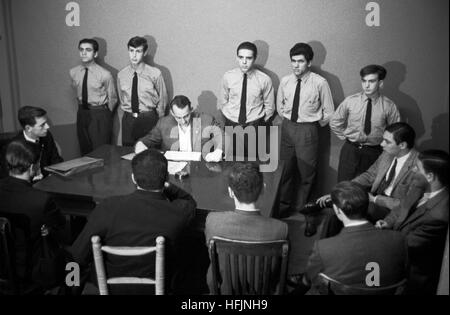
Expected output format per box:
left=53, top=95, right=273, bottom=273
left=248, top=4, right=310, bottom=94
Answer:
left=45, top=156, right=104, bottom=176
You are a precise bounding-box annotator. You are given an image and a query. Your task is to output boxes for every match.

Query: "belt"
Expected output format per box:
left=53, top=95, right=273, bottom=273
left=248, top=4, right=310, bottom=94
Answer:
left=346, top=139, right=381, bottom=150
left=79, top=103, right=108, bottom=110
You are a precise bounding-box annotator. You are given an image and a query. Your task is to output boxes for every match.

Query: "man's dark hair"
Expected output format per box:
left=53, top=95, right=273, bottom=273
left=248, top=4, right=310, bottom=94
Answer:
left=170, top=95, right=192, bottom=110
left=385, top=122, right=416, bottom=149
left=360, top=64, right=387, bottom=81
left=236, top=42, right=257, bottom=59
left=5, top=140, right=39, bottom=175
left=127, top=36, right=148, bottom=52
left=331, top=181, right=369, bottom=220
left=289, top=43, right=314, bottom=62
left=131, top=149, right=167, bottom=190
left=78, top=38, right=99, bottom=52
left=18, top=106, right=47, bottom=129
left=228, top=163, right=263, bottom=204
left=419, top=149, right=450, bottom=187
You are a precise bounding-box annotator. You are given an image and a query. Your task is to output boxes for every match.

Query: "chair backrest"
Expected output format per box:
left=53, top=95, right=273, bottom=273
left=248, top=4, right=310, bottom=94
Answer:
left=0, top=217, right=17, bottom=294
left=317, top=273, right=407, bottom=295
left=91, top=235, right=165, bottom=295
left=208, top=236, right=289, bottom=295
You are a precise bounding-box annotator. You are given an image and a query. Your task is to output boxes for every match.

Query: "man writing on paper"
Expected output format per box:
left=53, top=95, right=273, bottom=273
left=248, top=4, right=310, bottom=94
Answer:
left=135, top=95, right=223, bottom=162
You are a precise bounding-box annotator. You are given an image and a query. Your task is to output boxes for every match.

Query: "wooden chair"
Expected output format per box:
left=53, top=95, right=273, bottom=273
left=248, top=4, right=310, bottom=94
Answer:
left=91, top=235, right=165, bottom=295
left=208, top=236, right=289, bottom=295
left=316, top=273, right=407, bottom=295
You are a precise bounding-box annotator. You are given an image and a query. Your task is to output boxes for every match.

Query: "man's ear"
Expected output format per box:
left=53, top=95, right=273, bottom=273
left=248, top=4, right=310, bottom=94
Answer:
left=399, top=141, right=407, bottom=150
left=379, top=80, right=384, bottom=89
left=143, top=49, right=149, bottom=57
left=94, top=51, right=98, bottom=59
left=307, top=60, right=312, bottom=68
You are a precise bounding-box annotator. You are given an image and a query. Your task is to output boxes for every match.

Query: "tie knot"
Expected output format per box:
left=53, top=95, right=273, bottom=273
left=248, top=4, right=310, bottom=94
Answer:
left=134, top=72, right=137, bottom=77
left=85, top=67, right=88, bottom=72
left=367, top=98, right=372, bottom=104
left=243, top=73, right=247, bottom=78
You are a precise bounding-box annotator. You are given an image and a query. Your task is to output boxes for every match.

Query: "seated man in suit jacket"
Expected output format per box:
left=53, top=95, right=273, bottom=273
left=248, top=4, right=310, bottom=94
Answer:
left=135, top=95, right=223, bottom=162
left=0, top=140, right=65, bottom=287
left=204, top=162, right=288, bottom=294
left=13, top=106, right=63, bottom=179
left=71, top=149, right=196, bottom=294
left=377, top=149, right=449, bottom=294
left=291, top=181, right=408, bottom=295
left=316, top=122, right=427, bottom=237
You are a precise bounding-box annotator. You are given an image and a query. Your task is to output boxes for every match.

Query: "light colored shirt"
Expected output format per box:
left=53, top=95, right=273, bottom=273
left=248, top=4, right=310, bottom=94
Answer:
left=69, top=62, right=117, bottom=110
left=384, top=152, right=411, bottom=196
left=330, top=92, right=400, bottom=145
left=178, top=124, right=192, bottom=152
left=218, top=68, right=274, bottom=123
left=117, top=63, right=168, bottom=117
left=277, top=71, right=334, bottom=126
left=417, top=187, right=446, bottom=208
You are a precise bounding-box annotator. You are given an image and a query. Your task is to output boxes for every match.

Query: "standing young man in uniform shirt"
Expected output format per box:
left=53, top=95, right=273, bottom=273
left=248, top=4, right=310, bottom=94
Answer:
left=277, top=43, right=334, bottom=218
left=330, top=65, right=400, bottom=182
left=218, top=41, right=274, bottom=159
left=70, top=38, right=117, bottom=155
left=117, top=36, right=168, bottom=146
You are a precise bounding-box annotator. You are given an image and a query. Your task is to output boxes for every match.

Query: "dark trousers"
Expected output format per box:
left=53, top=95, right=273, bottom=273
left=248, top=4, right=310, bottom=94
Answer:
left=77, top=105, right=112, bottom=155
left=122, top=110, right=158, bottom=147
left=337, top=140, right=382, bottom=182
left=224, top=116, right=266, bottom=160
left=279, top=119, right=319, bottom=218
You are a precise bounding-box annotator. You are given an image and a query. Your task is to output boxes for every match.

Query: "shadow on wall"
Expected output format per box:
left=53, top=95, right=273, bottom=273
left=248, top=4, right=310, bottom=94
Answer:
left=254, top=40, right=280, bottom=94
left=51, top=123, right=79, bottom=160
left=382, top=61, right=425, bottom=139
left=419, top=112, right=449, bottom=152
left=197, top=90, right=218, bottom=118
left=308, top=40, right=344, bottom=198
left=144, top=35, right=174, bottom=116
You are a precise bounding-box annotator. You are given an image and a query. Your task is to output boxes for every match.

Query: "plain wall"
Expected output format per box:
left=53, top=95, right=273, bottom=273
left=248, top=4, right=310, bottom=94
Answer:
left=4, top=0, right=449, bottom=194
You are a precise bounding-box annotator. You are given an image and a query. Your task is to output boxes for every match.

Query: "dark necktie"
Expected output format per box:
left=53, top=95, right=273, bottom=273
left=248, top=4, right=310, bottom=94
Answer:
left=238, top=73, right=247, bottom=125
left=82, top=68, right=88, bottom=109
left=131, top=72, right=139, bottom=114
left=377, top=158, right=397, bottom=195
left=290, top=78, right=301, bottom=122
left=364, top=98, right=372, bottom=135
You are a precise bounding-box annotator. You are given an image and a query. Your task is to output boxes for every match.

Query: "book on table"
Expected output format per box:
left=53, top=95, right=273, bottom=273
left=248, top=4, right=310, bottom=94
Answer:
left=44, top=156, right=104, bottom=176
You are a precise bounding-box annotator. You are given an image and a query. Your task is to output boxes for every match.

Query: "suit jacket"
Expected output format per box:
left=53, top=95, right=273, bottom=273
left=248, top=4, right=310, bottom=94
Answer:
left=353, top=149, right=426, bottom=210
left=13, top=131, right=63, bottom=177
left=205, top=210, right=288, bottom=294
left=305, top=223, right=408, bottom=292
left=139, top=111, right=223, bottom=153
left=0, top=176, right=65, bottom=279
left=71, top=184, right=196, bottom=293
left=393, top=189, right=449, bottom=294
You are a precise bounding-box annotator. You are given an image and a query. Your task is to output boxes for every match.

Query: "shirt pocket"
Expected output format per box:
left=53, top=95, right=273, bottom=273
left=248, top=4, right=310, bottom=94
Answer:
left=304, top=90, right=320, bottom=112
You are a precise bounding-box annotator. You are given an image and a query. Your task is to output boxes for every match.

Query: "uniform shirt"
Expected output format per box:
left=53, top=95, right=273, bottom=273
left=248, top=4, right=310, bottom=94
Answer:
left=69, top=62, right=117, bottom=110
left=218, top=68, right=274, bottom=123
left=277, top=71, right=334, bottom=126
left=330, top=92, right=400, bottom=145
left=117, top=63, right=168, bottom=117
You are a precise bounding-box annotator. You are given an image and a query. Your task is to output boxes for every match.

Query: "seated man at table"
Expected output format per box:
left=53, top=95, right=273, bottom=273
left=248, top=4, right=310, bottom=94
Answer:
left=0, top=140, right=65, bottom=291
left=134, top=95, right=223, bottom=162
left=12, top=106, right=63, bottom=179
left=204, top=162, right=288, bottom=293
left=290, top=181, right=408, bottom=295
left=70, top=149, right=196, bottom=294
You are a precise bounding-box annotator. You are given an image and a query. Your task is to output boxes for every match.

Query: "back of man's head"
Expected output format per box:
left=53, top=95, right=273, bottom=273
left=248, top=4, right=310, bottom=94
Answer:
left=5, top=140, right=39, bottom=176
left=419, top=149, right=450, bottom=187
left=170, top=95, right=191, bottom=110
left=131, top=149, right=168, bottom=190
left=18, top=106, right=46, bottom=129
left=385, top=122, right=416, bottom=149
left=228, top=163, right=263, bottom=204
left=331, top=181, right=369, bottom=220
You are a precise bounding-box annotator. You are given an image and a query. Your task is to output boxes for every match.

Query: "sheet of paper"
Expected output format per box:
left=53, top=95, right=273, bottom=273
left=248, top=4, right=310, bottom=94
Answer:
left=164, top=151, right=201, bottom=161
left=167, top=161, right=188, bottom=175
left=121, top=152, right=136, bottom=161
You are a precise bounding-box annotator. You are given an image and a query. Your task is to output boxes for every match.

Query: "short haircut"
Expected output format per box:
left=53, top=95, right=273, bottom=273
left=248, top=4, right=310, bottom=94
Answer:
left=78, top=38, right=99, bottom=52
left=131, top=149, right=167, bottom=190
left=5, top=140, right=39, bottom=175
left=360, top=64, right=387, bottom=80
left=385, top=122, right=416, bottom=149
left=331, top=181, right=369, bottom=220
left=18, top=106, right=47, bottom=129
left=289, top=43, right=314, bottom=62
left=228, top=162, right=263, bottom=204
left=127, top=36, right=148, bottom=52
left=419, top=149, right=450, bottom=187
left=170, top=95, right=192, bottom=110
left=236, top=42, right=257, bottom=59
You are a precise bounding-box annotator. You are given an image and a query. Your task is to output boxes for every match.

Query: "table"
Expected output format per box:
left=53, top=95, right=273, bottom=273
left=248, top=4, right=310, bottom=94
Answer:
left=34, top=145, right=283, bottom=218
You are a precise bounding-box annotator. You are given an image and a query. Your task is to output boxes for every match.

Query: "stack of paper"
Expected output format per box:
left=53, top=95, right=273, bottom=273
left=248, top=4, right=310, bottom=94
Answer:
left=164, top=151, right=201, bottom=161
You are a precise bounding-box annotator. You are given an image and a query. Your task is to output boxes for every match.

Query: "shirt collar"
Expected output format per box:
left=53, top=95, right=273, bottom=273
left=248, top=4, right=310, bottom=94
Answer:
left=130, top=62, right=145, bottom=75
left=362, top=92, right=381, bottom=104
left=234, top=209, right=261, bottom=215
left=396, top=151, right=411, bottom=164
left=424, top=187, right=446, bottom=200
left=345, top=220, right=370, bottom=227
left=23, top=131, right=39, bottom=143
